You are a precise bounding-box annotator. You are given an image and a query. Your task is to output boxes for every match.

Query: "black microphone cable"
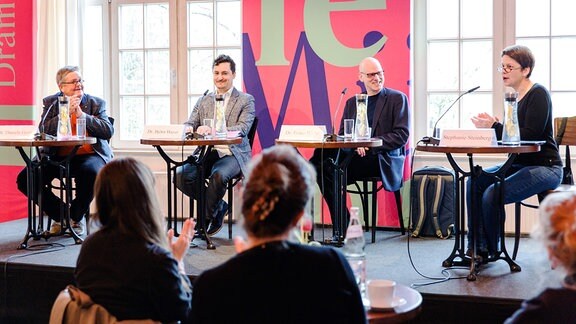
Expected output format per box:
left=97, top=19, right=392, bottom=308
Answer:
left=406, top=139, right=469, bottom=288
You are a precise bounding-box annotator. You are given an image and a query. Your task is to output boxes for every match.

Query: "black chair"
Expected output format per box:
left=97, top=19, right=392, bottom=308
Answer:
left=347, top=177, right=405, bottom=243
left=512, top=116, right=576, bottom=260
left=49, top=117, right=114, bottom=235
left=224, top=117, right=259, bottom=238
left=190, top=117, right=259, bottom=239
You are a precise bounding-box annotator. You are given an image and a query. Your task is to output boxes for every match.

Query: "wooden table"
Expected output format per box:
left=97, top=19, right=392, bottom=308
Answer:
left=366, top=284, right=423, bottom=323
left=0, top=137, right=97, bottom=249
left=416, top=143, right=541, bottom=280
left=276, top=138, right=382, bottom=245
left=141, top=137, right=242, bottom=249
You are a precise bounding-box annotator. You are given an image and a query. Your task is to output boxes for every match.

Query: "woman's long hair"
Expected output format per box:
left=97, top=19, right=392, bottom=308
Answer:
left=93, top=157, right=169, bottom=250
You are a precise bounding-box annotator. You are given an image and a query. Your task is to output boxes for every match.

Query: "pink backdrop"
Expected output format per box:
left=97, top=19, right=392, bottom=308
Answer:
left=242, top=0, right=411, bottom=226
left=0, top=0, right=36, bottom=222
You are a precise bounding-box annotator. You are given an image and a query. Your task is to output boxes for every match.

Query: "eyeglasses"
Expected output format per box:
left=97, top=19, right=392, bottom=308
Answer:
left=61, top=79, right=84, bottom=85
left=497, top=65, right=522, bottom=73
left=361, top=71, right=383, bottom=79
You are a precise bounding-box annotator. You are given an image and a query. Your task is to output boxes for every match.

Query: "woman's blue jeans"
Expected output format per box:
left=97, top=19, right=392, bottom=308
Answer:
left=466, top=163, right=562, bottom=253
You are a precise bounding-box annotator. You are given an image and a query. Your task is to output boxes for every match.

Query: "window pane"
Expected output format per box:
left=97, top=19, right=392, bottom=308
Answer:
left=146, top=50, right=170, bottom=94
left=216, top=1, right=241, bottom=46
left=429, top=93, right=457, bottom=134
left=428, top=42, right=459, bottom=90
left=119, top=4, right=143, bottom=49
left=551, top=0, right=576, bottom=36
left=516, top=38, right=550, bottom=89
left=188, top=49, right=214, bottom=94
left=120, top=51, right=144, bottom=94
left=147, top=96, right=171, bottom=124
left=461, top=93, right=492, bottom=129
left=551, top=92, right=576, bottom=117
left=462, top=41, right=492, bottom=91
left=427, top=0, right=459, bottom=39
left=516, top=0, right=550, bottom=37
left=461, top=0, right=492, bottom=38
left=145, top=4, right=169, bottom=48
left=551, top=38, right=576, bottom=91
left=120, top=97, right=145, bottom=140
left=188, top=2, right=214, bottom=46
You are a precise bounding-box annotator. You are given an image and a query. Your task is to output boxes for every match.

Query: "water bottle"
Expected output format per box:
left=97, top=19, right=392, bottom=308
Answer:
left=214, top=94, right=227, bottom=138
left=57, top=96, right=71, bottom=139
left=502, top=91, right=520, bottom=145
left=355, top=94, right=370, bottom=139
left=343, top=207, right=367, bottom=304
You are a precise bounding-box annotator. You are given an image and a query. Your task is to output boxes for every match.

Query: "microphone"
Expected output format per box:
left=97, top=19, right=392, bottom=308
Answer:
left=422, top=86, right=480, bottom=145
left=184, top=89, right=211, bottom=140
left=324, top=87, right=348, bottom=141
left=34, top=99, right=58, bottom=140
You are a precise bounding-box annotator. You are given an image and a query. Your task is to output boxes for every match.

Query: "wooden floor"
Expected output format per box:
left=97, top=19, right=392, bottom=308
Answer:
left=0, top=217, right=561, bottom=323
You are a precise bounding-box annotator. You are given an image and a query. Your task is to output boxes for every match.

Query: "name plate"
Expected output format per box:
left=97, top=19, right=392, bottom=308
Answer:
left=0, top=125, right=36, bottom=139
left=279, top=125, right=327, bottom=141
left=439, top=129, right=497, bottom=147
left=141, top=125, right=184, bottom=139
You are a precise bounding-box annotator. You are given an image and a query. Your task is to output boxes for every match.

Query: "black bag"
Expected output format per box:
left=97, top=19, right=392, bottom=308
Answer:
left=555, top=117, right=574, bottom=185
left=410, top=166, right=455, bottom=239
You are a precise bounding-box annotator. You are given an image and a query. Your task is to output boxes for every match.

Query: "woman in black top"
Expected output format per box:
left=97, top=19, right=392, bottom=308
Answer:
left=75, top=157, right=194, bottom=322
left=467, top=45, right=563, bottom=257
left=191, top=145, right=367, bottom=324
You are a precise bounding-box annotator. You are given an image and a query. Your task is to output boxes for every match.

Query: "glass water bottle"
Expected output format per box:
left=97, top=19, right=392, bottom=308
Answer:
left=502, top=92, right=520, bottom=145
left=355, top=94, right=370, bottom=139
left=214, top=94, right=227, bottom=138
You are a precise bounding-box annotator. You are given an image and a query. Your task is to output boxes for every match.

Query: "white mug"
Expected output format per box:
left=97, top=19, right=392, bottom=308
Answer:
left=367, top=279, right=396, bottom=308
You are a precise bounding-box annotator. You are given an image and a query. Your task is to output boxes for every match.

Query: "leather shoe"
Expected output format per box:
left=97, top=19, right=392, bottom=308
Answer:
left=194, top=218, right=212, bottom=231
left=207, top=200, right=228, bottom=237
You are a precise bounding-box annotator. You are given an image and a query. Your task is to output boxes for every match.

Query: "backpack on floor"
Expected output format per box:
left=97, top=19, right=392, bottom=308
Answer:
left=410, top=166, right=455, bottom=239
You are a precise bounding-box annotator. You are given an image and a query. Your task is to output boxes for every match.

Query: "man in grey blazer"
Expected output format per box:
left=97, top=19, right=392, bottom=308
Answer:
left=310, top=57, right=410, bottom=241
left=16, top=66, right=114, bottom=236
left=176, top=54, right=255, bottom=236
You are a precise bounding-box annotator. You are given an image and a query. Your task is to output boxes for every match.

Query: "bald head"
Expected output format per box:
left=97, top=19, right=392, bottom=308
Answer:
left=358, top=57, right=384, bottom=95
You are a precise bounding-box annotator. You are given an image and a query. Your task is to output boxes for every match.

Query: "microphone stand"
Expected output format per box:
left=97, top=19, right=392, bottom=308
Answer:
left=34, top=100, right=58, bottom=141
left=325, top=87, right=348, bottom=141
left=422, top=86, right=480, bottom=145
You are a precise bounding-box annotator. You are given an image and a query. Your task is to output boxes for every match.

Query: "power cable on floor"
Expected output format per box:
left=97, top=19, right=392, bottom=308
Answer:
left=406, top=140, right=469, bottom=288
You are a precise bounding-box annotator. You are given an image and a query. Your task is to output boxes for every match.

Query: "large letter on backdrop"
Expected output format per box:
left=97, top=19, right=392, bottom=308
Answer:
left=243, top=0, right=411, bottom=227
left=303, top=0, right=387, bottom=67
left=0, top=0, right=35, bottom=222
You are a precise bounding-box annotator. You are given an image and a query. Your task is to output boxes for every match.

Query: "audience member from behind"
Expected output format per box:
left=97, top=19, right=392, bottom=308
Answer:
left=506, top=192, right=576, bottom=323
left=190, top=145, right=367, bottom=323
left=75, top=157, right=193, bottom=322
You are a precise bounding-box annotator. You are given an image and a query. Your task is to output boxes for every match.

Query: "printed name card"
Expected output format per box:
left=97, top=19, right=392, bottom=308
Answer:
left=278, top=125, right=327, bottom=141
left=141, top=125, right=184, bottom=139
left=439, top=129, right=498, bottom=147
left=0, top=125, right=37, bottom=139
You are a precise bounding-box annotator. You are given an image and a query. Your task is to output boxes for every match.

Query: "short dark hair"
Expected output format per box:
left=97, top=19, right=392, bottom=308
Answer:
left=213, top=54, right=236, bottom=74
left=502, top=45, right=535, bottom=78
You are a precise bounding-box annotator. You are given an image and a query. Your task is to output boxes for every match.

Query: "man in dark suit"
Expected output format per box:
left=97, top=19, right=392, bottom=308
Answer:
left=16, top=66, right=114, bottom=236
left=310, top=57, right=410, bottom=240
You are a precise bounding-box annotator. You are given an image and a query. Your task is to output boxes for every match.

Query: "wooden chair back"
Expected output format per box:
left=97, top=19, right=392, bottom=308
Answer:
left=555, top=116, right=576, bottom=146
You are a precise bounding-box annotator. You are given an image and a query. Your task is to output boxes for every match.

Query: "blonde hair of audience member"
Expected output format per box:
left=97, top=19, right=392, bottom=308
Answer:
left=234, top=145, right=315, bottom=251
left=534, top=191, right=576, bottom=279
left=94, top=157, right=193, bottom=260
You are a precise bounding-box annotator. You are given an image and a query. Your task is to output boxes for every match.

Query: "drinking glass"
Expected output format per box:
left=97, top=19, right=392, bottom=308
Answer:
left=343, top=119, right=354, bottom=139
